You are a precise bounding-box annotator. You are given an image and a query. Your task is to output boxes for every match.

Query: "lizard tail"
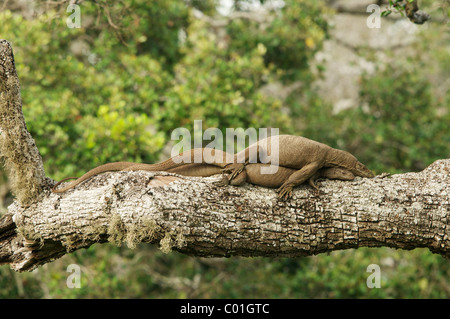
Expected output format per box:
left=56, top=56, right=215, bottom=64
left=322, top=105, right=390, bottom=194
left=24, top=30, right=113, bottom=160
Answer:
left=52, top=149, right=231, bottom=193
left=145, top=148, right=230, bottom=171
left=52, top=176, right=79, bottom=193
left=51, top=162, right=137, bottom=193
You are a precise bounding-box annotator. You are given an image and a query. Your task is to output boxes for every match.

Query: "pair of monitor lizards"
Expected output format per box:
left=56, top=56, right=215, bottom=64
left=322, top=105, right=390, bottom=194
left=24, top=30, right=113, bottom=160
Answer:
left=52, top=135, right=374, bottom=200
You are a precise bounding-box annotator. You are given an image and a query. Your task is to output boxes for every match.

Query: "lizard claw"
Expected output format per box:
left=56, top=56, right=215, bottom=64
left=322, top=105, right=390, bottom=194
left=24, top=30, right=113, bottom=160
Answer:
left=222, top=163, right=245, bottom=180
left=308, top=178, right=320, bottom=191
left=276, top=185, right=293, bottom=200
left=214, top=174, right=230, bottom=187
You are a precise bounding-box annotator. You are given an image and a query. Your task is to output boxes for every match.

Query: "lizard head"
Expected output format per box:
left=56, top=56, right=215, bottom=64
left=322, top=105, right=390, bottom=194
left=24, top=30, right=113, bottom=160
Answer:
left=326, top=148, right=374, bottom=178
left=351, top=161, right=375, bottom=178
left=323, top=167, right=355, bottom=180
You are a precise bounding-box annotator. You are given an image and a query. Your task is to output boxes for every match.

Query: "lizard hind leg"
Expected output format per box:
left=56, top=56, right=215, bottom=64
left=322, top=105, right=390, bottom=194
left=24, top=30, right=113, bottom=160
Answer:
left=224, top=142, right=261, bottom=182
left=215, top=167, right=248, bottom=187
left=228, top=168, right=247, bottom=186
left=222, top=162, right=246, bottom=180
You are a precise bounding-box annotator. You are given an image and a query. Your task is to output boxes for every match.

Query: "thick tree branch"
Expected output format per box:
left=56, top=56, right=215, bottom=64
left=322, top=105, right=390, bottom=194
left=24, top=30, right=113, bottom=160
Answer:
left=1, top=159, right=449, bottom=272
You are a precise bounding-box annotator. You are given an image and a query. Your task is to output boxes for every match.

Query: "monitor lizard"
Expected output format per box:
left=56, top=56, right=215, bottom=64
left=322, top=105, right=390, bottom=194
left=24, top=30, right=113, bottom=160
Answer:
left=52, top=135, right=374, bottom=199
left=220, top=134, right=374, bottom=199
left=52, top=161, right=354, bottom=194
left=167, top=163, right=355, bottom=189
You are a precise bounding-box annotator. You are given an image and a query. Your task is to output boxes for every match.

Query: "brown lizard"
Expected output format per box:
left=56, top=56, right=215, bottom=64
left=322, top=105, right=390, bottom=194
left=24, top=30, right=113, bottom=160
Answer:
left=52, top=135, right=373, bottom=199
left=221, top=134, right=374, bottom=199
left=51, top=148, right=285, bottom=192
left=52, top=160, right=354, bottom=193
left=51, top=148, right=229, bottom=193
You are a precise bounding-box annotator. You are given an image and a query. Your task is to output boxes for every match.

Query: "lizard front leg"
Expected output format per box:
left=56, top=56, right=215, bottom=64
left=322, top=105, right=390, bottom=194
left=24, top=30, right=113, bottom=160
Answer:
left=277, top=162, right=321, bottom=200
left=308, top=167, right=355, bottom=191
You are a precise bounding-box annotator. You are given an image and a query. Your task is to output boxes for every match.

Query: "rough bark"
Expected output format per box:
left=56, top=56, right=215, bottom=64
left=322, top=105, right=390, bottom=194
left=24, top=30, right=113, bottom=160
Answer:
left=1, top=158, right=449, bottom=272
left=0, top=40, right=48, bottom=206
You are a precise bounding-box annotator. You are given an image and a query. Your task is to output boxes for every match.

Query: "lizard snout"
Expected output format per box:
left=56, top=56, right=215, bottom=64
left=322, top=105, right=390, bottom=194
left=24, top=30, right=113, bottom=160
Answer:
left=354, top=161, right=375, bottom=178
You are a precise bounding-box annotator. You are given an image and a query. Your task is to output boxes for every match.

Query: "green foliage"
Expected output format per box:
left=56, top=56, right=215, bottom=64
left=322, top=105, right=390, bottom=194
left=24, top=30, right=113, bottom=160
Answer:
left=1, top=0, right=449, bottom=299
left=1, top=10, right=170, bottom=179
left=115, top=0, right=190, bottom=68
left=227, top=0, right=329, bottom=80
left=0, top=1, right=297, bottom=178
left=161, top=17, right=289, bottom=132
left=284, top=88, right=336, bottom=142
left=337, top=61, right=449, bottom=173
left=382, top=0, right=408, bottom=17
left=2, top=246, right=449, bottom=298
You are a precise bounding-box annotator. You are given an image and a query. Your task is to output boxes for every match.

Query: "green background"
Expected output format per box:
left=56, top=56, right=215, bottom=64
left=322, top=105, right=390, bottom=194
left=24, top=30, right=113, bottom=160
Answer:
left=0, top=0, right=449, bottom=298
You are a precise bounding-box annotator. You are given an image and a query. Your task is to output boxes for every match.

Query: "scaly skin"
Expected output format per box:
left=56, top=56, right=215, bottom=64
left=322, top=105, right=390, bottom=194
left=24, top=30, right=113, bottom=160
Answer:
left=52, top=135, right=373, bottom=199
left=244, top=165, right=355, bottom=189
left=308, top=167, right=355, bottom=190
left=53, top=161, right=355, bottom=194
left=223, top=135, right=374, bottom=200
left=52, top=148, right=230, bottom=193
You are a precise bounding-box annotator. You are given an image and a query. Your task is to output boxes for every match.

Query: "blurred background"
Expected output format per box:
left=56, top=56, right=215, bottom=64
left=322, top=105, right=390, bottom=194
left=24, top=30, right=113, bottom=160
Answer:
left=0, top=0, right=449, bottom=298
